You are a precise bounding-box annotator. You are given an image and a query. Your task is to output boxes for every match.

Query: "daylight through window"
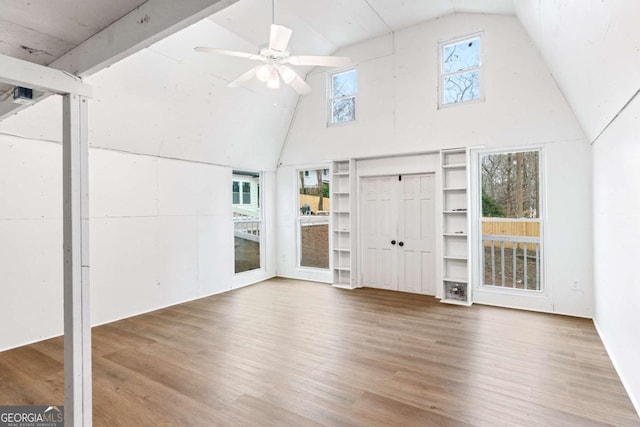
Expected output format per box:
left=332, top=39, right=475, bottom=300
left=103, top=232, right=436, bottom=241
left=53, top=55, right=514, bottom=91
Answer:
left=479, top=150, right=543, bottom=292
left=440, top=35, right=481, bottom=106
left=298, top=168, right=330, bottom=269
left=232, top=171, right=262, bottom=274
left=329, top=69, right=357, bottom=124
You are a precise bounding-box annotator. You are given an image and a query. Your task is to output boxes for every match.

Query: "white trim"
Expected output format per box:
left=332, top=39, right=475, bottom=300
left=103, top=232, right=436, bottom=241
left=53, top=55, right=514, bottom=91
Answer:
left=327, top=68, right=358, bottom=126
left=0, top=53, right=92, bottom=97
left=470, top=146, right=547, bottom=301
left=438, top=32, right=484, bottom=109
left=594, top=320, right=640, bottom=417
left=231, top=169, right=265, bottom=276
left=62, top=94, right=92, bottom=426
left=295, top=164, right=332, bottom=271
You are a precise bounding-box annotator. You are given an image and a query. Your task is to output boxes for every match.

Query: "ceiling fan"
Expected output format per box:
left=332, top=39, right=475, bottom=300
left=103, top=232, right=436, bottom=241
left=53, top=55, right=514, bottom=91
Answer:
left=194, top=1, right=350, bottom=94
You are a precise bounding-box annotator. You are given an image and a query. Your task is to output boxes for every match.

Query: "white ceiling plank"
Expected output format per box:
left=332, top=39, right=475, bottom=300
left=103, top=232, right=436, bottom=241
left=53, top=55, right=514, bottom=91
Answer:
left=49, top=0, right=241, bottom=77
left=0, top=53, right=92, bottom=97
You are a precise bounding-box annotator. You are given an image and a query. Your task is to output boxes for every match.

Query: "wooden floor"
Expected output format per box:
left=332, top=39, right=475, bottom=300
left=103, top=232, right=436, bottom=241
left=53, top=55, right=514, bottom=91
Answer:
left=0, top=278, right=638, bottom=426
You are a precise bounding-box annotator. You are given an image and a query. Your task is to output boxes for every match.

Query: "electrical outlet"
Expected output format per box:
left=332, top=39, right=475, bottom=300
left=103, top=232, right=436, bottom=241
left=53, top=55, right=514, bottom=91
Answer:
left=572, top=280, right=580, bottom=290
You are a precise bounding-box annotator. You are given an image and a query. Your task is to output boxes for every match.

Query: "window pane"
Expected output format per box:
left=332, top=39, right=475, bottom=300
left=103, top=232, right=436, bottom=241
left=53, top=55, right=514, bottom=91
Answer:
left=332, top=70, right=356, bottom=97
left=332, top=97, right=356, bottom=123
left=300, top=222, right=329, bottom=269
left=233, top=170, right=261, bottom=274
left=242, top=182, right=251, bottom=204
left=443, top=71, right=479, bottom=104
left=443, top=37, right=480, bottom=73
left=480, top=151, right=542, bottom=292
left=299, top=169, right=330, bottom=216
left=481, top=151, right=540, bottom=219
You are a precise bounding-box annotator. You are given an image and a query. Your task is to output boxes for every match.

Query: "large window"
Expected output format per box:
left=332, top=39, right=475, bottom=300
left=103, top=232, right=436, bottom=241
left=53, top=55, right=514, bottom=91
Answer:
left=329, top=69, right=357, bottom=124
left=298, top=168, right=330, bottom=269
left=232, top=170, right=261, bottom=274
left=479, top=150, right=542, bottom=291
left=440, top=34, right=481, bottom=106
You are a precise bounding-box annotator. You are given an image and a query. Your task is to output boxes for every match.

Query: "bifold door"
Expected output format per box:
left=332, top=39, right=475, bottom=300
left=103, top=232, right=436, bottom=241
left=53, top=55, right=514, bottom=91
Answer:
left=361, top=174, right=436, bottom=295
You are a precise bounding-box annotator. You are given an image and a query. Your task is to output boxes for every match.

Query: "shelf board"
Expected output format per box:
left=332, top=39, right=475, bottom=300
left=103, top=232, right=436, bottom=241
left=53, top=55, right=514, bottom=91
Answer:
left=440, top=298, right=472, bottom=306
left=442, top=148, right=466, bottom=154
left=334, top=248, right=351, bottom=252
left=333, top=211, right=350, bottom=214
left=333, top=191, right=350, bottom=195
left=443, top=233, right=468, bottom=237
left=334, top=267, right=351, bottom=272
left=443, top=210, right=467, bottom=214
left=443, top=277, right=468, bottom=283
left=442, top=163, right=466, bottom=169
left=443, top=187, right=466, bottom=191
left=333, top=229, right=350, bottom=233
left=443, top=256, right=467, bottom=261
left=333, top=172, right=350, bottom=176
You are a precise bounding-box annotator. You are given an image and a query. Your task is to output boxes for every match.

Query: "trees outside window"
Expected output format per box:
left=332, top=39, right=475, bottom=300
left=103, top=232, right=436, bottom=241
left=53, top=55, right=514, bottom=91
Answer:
left=329, top=69, right=357, bottom=124
left=440, top=35, right=481, bottom=106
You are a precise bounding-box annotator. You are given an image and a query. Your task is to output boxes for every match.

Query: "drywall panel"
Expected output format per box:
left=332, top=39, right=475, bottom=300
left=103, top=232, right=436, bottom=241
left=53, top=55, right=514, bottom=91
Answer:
left=281, top=13, right=585, bottom=165
left=0, top=134, right=61, bottom=220
left=0, top=133, right=275, bottom=351
left=515, top=0, right=640, bottom=142
left=90, top=149, right=158, bottom=218
left=0, top=219, right=62, bottom=348
left=593, top=95, right=640, bottom=414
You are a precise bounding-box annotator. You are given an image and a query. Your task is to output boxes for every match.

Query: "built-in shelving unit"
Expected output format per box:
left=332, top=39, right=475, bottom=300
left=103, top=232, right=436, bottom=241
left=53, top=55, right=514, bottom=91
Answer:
left=441, top=148, right=472, bottom=305
left=331, top=160, right=358, bottom=289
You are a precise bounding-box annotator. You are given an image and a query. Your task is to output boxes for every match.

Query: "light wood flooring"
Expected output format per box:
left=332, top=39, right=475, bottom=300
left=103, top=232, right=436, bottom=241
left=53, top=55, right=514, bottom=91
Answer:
left=0, top=278, right=638, bottom=426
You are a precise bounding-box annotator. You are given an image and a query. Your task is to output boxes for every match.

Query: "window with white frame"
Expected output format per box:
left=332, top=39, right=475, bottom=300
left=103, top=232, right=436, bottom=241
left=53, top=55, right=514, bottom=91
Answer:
left=478, top=150, right=543, bottom=292
left=440, top=34, right=482, bottom=106
left=232, top=171, right=262, bottom=274
left=329, top=69, right=357, bottom=124
left=298, top=168, right=330, bottom=269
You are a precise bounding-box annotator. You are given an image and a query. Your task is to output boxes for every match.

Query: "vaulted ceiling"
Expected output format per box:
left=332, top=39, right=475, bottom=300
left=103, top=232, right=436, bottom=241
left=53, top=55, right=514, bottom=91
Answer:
left=0, top=0, right=636, bottom=162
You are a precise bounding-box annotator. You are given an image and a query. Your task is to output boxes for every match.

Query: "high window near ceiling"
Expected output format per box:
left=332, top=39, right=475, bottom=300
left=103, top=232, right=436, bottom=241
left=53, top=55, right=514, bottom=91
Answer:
left=232, top=170, right=262, bottom=274
left=329, top=69, right=357, bottom=125
left=439, top=34, right=482, bottom=107
left=478, top=150, right=543, bottom=292
left=298, top=168, right=330, bottom=269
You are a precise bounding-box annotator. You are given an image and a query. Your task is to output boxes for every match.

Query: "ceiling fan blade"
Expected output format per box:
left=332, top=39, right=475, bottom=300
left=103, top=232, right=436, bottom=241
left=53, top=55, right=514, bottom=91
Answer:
left=228, top=67, right=257, bottom=88
left=194, top=47, right=265, bottom=62
left=288, top=73, right=312, bottom=95
left=269, top=24, right=293, bottom=52
left=286, top=55, right=351, bottom=67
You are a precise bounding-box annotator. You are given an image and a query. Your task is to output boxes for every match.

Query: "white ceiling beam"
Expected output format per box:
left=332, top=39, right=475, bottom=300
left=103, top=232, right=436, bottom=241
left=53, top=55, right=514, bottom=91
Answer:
left=50, top=0, right=240, bottom=77
left=0, top=53, right=92, bottom=97
left=0, top=0, right=240, bottom=121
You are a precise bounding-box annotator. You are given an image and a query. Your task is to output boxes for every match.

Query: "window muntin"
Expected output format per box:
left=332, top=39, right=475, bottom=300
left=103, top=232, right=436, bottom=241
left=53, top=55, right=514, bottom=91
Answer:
left=329, top=69, right=357, bottom=124
left=440, top=35, right=481, bottom=106
left=298, top=168, right=330, bottom=269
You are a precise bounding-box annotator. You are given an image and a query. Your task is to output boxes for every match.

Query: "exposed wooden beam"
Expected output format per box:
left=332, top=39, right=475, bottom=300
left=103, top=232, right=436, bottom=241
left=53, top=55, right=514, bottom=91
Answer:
left=50, top=0, right=240, bottom=77
left=0, top=0, right=240, bottom=121
left=0, top=54, right=92, bottom=97
left=63, top=94, right=91, bottom=426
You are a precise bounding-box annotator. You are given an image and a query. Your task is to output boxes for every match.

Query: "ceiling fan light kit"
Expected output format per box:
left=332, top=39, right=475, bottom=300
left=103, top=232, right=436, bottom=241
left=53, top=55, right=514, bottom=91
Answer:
left=194, top=4, right=350, bottom=95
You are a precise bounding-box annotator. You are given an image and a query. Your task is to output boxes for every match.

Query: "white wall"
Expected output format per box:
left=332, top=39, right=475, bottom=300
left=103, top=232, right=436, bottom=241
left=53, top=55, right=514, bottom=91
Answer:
left=515, top=0, right=640, bottom=413
left=592, top=95, right=640, bottom=413
left=277, top=13, right=593, bottom=317
left=0, top=15, right=285, bottom=351
left=0, top=129, right=276, bottom=351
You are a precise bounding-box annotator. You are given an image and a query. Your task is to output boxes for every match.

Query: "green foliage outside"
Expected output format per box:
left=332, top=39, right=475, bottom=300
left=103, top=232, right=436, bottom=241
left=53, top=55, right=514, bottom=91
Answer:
left=482, top=193, right=505, bottom=217
left=322, top=183, right=330, bottom=198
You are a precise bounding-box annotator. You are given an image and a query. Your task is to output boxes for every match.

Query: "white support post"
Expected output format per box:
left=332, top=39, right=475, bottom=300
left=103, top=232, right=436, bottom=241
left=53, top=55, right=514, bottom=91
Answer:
left=63, top=94, right=91, bottom=426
